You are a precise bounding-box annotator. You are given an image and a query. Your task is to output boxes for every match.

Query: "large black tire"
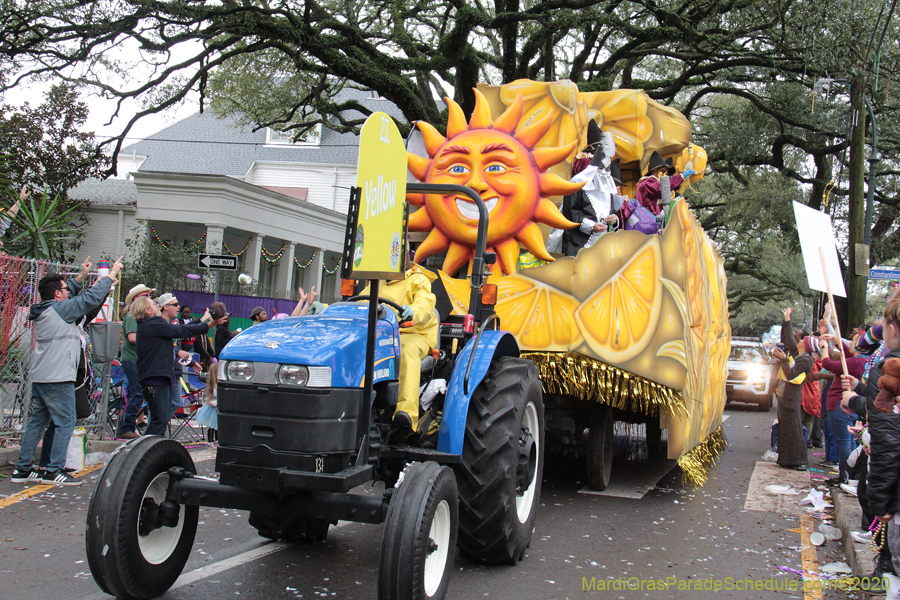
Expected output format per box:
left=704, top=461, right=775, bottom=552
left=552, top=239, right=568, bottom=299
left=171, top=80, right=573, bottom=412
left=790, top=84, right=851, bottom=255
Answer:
left=86, top=437, right=199, bottom=599
left=455, top=356, right=544, bottom=564
left=248, top=511, right=332, bottom=544
left=587, top=405, right=614, bottom=491
left=757, top=394, right=772, bottom=412
left=378, top=461, right=458, bottom=600
left=646, top=417, right=663, bottom=457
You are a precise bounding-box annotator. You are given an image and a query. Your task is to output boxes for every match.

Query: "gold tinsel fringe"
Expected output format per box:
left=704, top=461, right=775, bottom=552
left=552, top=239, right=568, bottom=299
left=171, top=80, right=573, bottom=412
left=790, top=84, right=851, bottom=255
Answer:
left=522, top=351, right=687, bottom=418
left=676, top=426, right=727, bottom=487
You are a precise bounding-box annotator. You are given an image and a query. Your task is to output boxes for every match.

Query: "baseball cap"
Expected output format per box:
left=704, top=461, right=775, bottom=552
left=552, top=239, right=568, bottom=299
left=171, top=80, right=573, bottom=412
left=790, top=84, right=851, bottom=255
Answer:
left=126, top=284, right=156, bottom=304
left=155, top=293, right=178, bottom=308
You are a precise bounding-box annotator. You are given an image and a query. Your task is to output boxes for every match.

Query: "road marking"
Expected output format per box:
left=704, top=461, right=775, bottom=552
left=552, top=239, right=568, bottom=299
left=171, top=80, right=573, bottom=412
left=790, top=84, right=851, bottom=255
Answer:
left=170, top=521, right=350, bottom=589
left=0, top=463, right=104, bottom=509
left=800, top=514, right=824, bottom=600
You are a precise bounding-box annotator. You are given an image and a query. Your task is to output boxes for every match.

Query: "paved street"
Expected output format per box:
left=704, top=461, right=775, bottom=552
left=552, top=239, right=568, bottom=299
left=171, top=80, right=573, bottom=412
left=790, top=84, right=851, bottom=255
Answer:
left=1, top=405, right=851, bottom=600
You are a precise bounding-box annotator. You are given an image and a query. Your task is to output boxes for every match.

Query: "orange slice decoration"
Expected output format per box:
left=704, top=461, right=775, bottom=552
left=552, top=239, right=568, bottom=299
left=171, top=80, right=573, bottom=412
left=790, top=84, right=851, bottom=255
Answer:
left=574, top=236, right=662, bottom=363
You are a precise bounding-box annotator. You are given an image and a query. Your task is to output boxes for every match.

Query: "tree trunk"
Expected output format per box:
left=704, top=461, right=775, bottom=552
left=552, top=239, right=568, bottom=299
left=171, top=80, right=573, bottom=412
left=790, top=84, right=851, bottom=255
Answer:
left=846, top=77, right=867, bottom=331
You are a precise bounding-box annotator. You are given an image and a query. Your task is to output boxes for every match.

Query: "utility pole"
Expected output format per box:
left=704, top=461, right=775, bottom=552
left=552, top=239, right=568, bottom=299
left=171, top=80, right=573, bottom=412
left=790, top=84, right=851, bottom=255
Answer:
left=847, top=76, right=868, bottom=330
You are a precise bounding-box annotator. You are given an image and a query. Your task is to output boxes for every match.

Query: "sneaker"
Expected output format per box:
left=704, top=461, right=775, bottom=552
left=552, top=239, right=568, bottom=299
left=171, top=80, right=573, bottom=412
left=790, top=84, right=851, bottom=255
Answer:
left=10, top=469, right=41, bottom=484
left=41, top=470, right=83, bottom=486
left=852, top=530, right=873, bottom=544
left=840, top=483, right=859, bottom=496
left=116, top=431, right=141, bottom=440
left=820, top=460, right=838, bottom=468
left=825, top=476, right=844, bottom=487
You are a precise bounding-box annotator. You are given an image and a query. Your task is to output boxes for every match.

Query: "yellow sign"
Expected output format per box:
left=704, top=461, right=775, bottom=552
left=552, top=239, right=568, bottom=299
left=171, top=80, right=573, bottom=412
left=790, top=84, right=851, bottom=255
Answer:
left=353, top=112, right=407, bottom=280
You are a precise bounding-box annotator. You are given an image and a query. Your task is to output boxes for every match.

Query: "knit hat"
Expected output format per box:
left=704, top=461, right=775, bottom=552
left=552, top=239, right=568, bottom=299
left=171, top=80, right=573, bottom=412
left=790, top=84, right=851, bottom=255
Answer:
left=209, top=302, right=227, bottom=319
left=126, top=284, right=156, bottom=304
left=803, top=335, right=820, bottom=355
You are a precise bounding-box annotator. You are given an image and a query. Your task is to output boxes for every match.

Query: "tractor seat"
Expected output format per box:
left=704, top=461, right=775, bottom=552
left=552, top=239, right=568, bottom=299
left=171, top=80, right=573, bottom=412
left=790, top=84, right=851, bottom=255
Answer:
left=420, top=310, right=441, bottom=372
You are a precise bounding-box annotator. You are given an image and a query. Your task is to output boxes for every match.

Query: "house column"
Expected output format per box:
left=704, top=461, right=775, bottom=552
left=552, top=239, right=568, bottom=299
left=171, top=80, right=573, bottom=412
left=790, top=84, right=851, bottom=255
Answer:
left=310, top=249, right=324, bottom=293
left=205, top=225, right=225, bottom=253
left=245, top=233, right=262, bottom=283
left=275, top=241, right=296, bottom=297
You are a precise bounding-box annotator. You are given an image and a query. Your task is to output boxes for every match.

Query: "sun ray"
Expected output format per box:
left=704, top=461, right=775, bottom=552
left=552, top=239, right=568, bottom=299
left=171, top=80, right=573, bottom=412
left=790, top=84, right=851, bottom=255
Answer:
left=469, top=89, right=494, bottom=130
left=514, top=110, right=554, bottom=149
left=539, top=171, right=585, bottom=196
left=414, top=228, right=451, bottom=263
left=408, top=207, right=434, bottom=231
left=443, top=241, right=474, bottom=275
left=515, top=222, right=554, bottom=261
left=534, top=197, right=578, bottom=230
left=406, top=192, right=425, bottom=207
left=416, top=121, right=447, bottom=157
left=493, top=93, right=524, bottom=134
left=495, top=238, right=522, bottom=275
left=446, top=97, right=468, bottom=139
left=407, top=152, right=430, bottom=181
left=532, top=144, right=575, bottom=172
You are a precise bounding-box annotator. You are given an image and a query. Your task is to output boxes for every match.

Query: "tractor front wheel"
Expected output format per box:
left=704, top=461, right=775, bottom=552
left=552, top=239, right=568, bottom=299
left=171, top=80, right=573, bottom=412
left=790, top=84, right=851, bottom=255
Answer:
left=85, top=437, right=198, bottom=599
left=378, top=461, right=458, bottom=600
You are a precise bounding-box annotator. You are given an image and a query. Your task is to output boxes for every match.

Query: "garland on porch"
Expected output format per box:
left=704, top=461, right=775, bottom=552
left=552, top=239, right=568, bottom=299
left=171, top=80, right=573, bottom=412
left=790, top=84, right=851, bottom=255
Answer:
left=261, top=242, right=287, bottom=264
left=149, top=221, right=206, bottom=249
left=223, top=237, right=252, bottom=256
left=293, top=255, right=316, bottom=269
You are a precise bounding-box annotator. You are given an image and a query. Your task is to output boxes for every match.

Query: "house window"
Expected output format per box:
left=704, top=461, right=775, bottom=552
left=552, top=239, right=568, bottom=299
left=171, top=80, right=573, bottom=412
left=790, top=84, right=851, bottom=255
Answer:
left=266, top=124, right=321, bottom=146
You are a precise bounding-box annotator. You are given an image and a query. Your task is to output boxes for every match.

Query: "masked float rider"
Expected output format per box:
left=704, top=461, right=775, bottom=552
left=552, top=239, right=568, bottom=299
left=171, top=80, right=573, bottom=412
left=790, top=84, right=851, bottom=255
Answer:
left=627, top=151, right=694, bottom=220
left=548, top=127, right=626, bottom=256
left=363, top=262, right=438, bottom=443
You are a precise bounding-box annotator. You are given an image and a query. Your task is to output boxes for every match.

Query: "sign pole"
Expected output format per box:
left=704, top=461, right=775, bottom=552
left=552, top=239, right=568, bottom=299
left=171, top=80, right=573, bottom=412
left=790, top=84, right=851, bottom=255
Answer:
left=818, top=246, right=848, bottom=376
left=215, top=270, right=220, bottom=303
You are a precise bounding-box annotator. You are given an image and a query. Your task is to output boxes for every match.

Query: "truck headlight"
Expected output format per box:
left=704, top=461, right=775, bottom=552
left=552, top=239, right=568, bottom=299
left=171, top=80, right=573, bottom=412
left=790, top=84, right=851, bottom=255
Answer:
left=278, top=364, right=309, bottom=387
left=226, top=361, right=255, bottom=382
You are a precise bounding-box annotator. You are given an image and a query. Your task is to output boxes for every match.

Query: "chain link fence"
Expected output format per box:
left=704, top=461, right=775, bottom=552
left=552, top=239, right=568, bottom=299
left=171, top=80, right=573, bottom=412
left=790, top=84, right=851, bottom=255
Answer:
left=0, top=255, right=112, bottom=446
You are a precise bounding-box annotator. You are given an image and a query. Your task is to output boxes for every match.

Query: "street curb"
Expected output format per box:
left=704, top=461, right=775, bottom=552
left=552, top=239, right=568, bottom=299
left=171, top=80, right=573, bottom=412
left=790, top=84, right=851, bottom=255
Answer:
left=833, top=487, right=879, bottom=597
left=1, top=439, right=125, bottom=471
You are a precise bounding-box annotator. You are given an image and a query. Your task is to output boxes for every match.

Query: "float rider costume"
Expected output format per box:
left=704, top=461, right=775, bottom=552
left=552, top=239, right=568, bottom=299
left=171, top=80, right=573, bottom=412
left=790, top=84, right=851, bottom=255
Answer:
left=364, top=264, right=438, bottom=436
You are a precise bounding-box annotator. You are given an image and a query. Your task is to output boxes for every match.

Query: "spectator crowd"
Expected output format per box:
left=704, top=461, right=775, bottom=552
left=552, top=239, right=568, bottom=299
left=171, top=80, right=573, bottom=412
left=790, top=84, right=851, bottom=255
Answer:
left=10, top=255, right=323, bottom=487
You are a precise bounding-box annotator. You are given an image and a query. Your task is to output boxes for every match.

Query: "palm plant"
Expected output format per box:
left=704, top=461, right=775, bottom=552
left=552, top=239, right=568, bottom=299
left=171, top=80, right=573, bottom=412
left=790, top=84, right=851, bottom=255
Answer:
left=1, top=187, right=83, bottom=260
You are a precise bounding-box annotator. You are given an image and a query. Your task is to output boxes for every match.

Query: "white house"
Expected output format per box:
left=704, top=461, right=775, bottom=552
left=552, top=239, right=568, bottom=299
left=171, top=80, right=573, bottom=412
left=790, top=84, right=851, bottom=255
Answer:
left=73, top=88, right=405, bottom=301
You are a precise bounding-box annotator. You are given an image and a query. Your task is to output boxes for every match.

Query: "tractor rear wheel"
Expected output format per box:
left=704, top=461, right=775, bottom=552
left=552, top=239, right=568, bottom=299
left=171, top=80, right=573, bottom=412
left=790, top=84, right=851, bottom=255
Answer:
left=455, top=356, right=544, bottom=564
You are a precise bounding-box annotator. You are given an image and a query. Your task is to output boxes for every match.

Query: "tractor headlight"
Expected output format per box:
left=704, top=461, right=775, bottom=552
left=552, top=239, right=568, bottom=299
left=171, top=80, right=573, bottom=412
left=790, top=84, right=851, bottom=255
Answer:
left=277, top=364, right=309, bottom=387
left=226, top=361, right=255, bottom=382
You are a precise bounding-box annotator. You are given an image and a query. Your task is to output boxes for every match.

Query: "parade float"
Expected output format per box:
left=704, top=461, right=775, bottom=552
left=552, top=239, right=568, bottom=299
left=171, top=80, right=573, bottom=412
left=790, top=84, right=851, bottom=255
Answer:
left=407, top=80, right=729, bottom=487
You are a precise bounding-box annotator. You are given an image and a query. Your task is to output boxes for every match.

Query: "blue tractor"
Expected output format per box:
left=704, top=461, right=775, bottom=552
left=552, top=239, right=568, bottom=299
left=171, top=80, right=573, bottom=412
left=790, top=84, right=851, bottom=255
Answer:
left=86, top=184, right=545, bottom=600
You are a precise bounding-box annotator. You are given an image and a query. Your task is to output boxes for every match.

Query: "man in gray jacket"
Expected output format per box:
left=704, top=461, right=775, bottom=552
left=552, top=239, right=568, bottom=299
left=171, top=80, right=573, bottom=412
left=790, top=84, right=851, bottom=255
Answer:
left=11, top=257, right=122, bottom=486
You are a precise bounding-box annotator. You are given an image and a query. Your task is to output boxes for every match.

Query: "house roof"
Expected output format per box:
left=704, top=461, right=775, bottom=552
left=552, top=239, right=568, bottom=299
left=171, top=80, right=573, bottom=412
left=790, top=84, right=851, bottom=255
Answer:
left=122, top=87, right=408, bottom=177
left=69, top=177, right=137, bottom=206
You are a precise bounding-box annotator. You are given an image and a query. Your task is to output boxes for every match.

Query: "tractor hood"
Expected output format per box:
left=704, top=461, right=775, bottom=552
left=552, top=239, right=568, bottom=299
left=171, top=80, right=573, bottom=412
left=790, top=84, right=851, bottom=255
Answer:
left=219, top=303, right=400, bottom=388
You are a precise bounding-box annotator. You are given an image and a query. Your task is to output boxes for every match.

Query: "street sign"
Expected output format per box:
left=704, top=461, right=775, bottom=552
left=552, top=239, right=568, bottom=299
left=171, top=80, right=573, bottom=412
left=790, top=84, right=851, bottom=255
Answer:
left=198, top=254, right=238, bottom=270
left=869, top=268, right=900, bottom=280
left=350, top=112, right=408, bottom=280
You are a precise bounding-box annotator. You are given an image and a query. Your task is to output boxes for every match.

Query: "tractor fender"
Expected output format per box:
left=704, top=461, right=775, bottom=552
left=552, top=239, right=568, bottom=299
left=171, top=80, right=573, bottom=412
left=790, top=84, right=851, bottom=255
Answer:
left=437, top=330, right=520, bottom=455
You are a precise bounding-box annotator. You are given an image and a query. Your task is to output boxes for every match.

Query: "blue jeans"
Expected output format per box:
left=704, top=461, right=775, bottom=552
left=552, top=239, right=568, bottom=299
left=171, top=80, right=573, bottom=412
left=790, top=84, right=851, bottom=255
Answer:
left=821, top=386, right=838, bottom=462
left=144, top=383, right=181, bottom=437
left=117, top=360, right=144, bottom=436
left=829, top=408, right=857, bottom=481
left=16, top=382, right=76, bottom=472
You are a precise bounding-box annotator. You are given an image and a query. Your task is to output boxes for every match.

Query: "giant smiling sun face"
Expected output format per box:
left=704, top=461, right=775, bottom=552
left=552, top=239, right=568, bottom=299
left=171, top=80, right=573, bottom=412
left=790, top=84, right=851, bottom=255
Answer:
left=407, top=90, right=583, bottom=276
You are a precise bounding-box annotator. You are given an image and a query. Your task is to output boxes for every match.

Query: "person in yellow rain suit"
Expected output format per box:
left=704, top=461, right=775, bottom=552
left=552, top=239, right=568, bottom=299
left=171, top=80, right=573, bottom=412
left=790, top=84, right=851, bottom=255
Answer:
left=363, top=263, right=438, bottom=442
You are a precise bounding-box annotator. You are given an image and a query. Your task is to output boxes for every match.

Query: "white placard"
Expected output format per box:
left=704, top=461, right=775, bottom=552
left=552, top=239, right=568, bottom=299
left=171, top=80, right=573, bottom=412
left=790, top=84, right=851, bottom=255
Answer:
left=792, top=201, right=847, bottom=297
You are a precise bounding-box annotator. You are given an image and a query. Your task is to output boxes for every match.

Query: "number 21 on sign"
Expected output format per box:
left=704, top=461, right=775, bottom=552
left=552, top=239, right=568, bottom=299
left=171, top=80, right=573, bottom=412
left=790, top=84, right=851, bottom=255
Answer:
left=379, top=116, right=391, bottom=145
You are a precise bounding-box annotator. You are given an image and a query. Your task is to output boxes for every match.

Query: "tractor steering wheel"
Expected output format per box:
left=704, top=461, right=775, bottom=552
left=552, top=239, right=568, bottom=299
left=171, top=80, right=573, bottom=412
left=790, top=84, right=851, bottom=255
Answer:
left=347, top=295, right=411, bottom=324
